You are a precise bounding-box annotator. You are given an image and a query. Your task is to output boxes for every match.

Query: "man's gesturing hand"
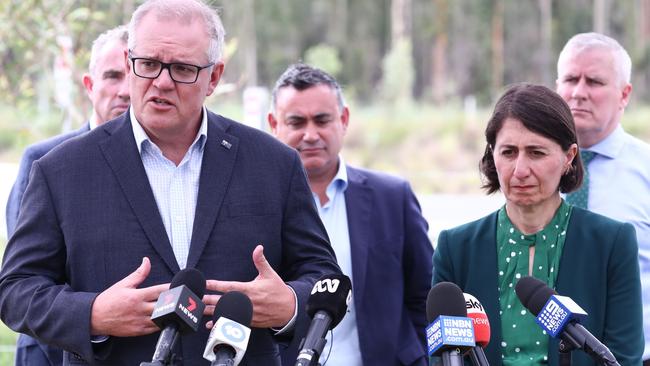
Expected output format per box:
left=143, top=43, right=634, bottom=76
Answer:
left=90, top=257, right=169, bottom=337
left=204, top=245, right=296, bottom=329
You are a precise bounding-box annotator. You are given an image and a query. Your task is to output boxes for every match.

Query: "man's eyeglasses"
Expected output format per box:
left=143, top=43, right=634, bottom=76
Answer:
left=128, top=50, right=214, bottom=84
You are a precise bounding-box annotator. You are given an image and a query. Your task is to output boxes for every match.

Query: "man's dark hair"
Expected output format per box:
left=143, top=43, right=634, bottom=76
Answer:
left=270, top=63, right=345, bottom=112
left=480, top=83, right=584, bottom=194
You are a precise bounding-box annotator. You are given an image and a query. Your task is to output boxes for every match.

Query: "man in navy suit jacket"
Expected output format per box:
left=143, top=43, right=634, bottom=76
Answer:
left=269, top=63, right=432, bottom=365
left=5, top=25, right=130, bottom=366
left=0, top=2, right=339, bottom=365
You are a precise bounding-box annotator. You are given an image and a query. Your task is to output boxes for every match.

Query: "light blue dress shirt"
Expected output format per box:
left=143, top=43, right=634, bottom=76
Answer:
left=313, top=157, right=363, bottom=366
left=583, top=125, right=650, bottom=359
left=128, top=108, right=298, bottom=334
left=130, top=107, right=207, bottom=269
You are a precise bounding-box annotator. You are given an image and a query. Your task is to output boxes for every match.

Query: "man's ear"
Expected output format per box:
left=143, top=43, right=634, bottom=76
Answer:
left=267, top=112, right=279, bottom=135
left=206, top=62, right=225, bottom=96
left=340, top=106, right=350, bottom=133
left=82, top=74, right=94, bottom=98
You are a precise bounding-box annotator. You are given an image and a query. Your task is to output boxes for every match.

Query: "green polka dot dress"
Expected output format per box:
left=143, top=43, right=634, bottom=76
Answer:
left=496, top=200, right=572, bottom=365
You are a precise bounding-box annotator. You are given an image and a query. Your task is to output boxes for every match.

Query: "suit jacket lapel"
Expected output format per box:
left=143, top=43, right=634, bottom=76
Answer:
left=186, top=114, right=239, bottom=269
left=345, top=166, right=372, bottom=302
left=467, top=213, right=502, bottom=363
left=99, top=114, right=180, bottom=273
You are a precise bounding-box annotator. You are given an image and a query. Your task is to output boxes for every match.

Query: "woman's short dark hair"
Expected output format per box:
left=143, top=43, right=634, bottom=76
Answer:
left=479, top=83, right=584, bottom=194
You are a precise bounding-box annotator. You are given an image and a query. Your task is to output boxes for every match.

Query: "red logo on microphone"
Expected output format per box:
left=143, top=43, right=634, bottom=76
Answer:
left=187, top=297, right=197, bottom=312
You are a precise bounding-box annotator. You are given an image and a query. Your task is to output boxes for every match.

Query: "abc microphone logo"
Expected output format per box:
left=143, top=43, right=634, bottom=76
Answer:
left=311, top=278, right=340, bottom=294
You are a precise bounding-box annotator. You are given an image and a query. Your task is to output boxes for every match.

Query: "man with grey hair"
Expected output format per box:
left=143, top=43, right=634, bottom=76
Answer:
left=557, top=32, right=650, bottom=364
left=5, top=24, right=129, bottom=366
left=0, top=1, right=339, bottom=365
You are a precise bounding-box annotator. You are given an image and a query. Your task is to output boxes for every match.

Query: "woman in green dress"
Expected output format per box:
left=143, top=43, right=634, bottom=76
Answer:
left=432, top=83, right=643, bottom=365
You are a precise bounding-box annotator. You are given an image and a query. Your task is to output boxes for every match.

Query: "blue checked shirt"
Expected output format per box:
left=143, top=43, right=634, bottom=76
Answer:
left=129, top=107, right=207, bottom=269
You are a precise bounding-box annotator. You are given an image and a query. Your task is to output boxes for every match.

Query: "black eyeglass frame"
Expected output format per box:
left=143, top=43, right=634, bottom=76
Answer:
left=128, top=49, right=215, bottom=84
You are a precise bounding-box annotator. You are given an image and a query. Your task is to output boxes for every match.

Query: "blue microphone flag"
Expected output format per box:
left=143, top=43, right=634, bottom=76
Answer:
left=535, top=294, right=588, bottom=338
left=426, top=315, right=475, bottom=356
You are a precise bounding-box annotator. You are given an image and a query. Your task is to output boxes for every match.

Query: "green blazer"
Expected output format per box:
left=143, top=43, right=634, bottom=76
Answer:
left=433, top=207, right=643, bottom=366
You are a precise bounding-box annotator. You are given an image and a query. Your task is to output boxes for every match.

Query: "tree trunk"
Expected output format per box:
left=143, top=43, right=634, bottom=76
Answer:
left=242, top=0, right=257, bottom=86
left=432, top=0, right=448, bottom=104
left=491, top=0, right=504, bottom=97
left=539, top=0, right=552, bottom=86
left=593, top=0, right=609, bottom=33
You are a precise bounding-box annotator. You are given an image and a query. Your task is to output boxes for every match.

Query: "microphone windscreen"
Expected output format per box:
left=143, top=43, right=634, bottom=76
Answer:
left=426, top=282, right=467, bottom=322
left=464, top=293, right=490, bottom=347
left=212, top=291, right=253, bottom=326
left=515, top=276, right=556, bottom=316
left=306, top=274, right=352, bottom=329
left=171, top=268, right=206, bottom=298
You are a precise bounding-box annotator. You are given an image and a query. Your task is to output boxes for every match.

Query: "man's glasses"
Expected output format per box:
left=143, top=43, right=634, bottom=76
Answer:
left=128, top=50, right=214, bottom=84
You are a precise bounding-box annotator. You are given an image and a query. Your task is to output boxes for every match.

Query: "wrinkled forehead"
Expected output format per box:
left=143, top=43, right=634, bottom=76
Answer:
left=558, top=46, right=619, bottom=80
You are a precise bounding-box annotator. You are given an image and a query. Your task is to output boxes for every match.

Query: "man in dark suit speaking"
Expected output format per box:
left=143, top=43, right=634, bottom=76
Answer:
left=5, top=24, right=129, bottom=366
left=268, top=63, right=432, bottom=366
left=0, top=1, right=339, bottom=365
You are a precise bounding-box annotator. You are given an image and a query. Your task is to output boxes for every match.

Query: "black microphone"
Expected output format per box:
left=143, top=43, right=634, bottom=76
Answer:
left=426, top=282, right=475, bottom=366
left=515, top=276, right=620, bottom=366
left=295, top=274, right=352, bottom=366
left=203, top=291, right=253, bottom=366
left=141, top=268, right=206, bottom=366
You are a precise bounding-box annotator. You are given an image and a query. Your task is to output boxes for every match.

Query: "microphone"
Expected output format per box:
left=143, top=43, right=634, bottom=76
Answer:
left=203, top=291, right=253, bottom=366
left=295, top=274, right=352, bottom=366
left=141, top=268, right=206, bottom=366
left=515, top=276, right=620, bottom=366
left=463, top=293, right=490, bottom=366
left=426, top=282, right=475, bottom=366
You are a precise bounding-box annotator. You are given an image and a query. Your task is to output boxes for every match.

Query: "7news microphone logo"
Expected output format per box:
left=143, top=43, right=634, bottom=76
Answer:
left=178, top=297, right=199, bottom=324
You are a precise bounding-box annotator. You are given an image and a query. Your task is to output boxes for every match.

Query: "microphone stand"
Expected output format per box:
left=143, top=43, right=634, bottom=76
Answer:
left=441, top=348, right=464, bottom=366
left=558, top=339, right=574, bottom=366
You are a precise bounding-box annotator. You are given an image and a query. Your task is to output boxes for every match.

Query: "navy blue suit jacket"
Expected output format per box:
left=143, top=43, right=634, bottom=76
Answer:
left=345, top=166, right=432, bottom=366
left=6, top=124, right=90, bottom=236
left=0, top=110, right=340, bottom=365
left=281, top=166, right=432, bottom=366
left=6, top=124, right=90, bottom=366
left=433, top=207, right=643, bottom=366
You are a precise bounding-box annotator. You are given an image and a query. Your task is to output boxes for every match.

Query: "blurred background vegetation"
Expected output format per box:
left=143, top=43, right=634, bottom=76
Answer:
left=1, top=0, right=650, bottom=192
left=2, top=0, right=650, bottom=362
left=1, top=0, right=650, bottom=193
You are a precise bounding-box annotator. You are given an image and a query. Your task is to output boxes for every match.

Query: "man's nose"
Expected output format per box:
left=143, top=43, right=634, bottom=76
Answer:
left=118, top=77, right=130, bottom=100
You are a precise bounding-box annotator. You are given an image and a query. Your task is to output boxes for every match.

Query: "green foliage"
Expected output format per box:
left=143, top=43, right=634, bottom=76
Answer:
left=304, top=44, right=342, bottom=78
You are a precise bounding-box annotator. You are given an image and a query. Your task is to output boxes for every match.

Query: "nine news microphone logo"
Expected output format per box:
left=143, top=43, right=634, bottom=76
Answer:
left=426, top=316, right=475, bottom=356
left=535, top=295, right=587, bottom=337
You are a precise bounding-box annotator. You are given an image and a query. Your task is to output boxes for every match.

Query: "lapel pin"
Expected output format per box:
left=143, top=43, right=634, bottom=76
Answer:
left=220, top=140, right=232, bottom=149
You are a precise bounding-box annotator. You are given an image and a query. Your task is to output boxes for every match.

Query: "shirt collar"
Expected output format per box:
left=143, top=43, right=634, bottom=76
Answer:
left=130, top=106, right=208, bottom=154
left=89, top=113, right=99, bottom=130
left=325, top=155, right=349, bottom=197
left=583, top=124, right=625, bottom=159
